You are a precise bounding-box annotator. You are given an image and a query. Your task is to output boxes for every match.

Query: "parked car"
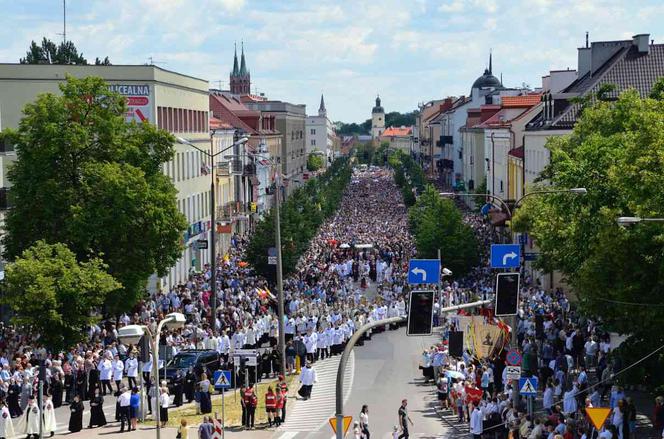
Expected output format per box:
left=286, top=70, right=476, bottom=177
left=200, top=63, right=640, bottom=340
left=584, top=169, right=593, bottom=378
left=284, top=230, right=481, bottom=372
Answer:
left=162, top=349, right=221, bottom=389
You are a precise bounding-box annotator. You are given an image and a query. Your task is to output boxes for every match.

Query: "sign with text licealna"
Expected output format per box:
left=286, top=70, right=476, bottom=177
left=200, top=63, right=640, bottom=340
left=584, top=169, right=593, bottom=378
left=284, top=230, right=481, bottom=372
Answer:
left=108, top=84, right=153, bottom=123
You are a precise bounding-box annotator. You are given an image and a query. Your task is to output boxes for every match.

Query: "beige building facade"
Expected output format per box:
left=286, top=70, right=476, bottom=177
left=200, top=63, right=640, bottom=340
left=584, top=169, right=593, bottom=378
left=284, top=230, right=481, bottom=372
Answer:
left=0, top=64, right=214, bottom=292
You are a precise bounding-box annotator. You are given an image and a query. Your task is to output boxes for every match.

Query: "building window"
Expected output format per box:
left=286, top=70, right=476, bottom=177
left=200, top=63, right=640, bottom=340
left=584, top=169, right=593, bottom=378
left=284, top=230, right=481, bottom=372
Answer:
left=500, top=180, right=504, bottom=193
left=459, top=150, right=463, bottom=160
left=311, top=140, right=316, bottom=146
left=311, top=129, right=316, bottom=135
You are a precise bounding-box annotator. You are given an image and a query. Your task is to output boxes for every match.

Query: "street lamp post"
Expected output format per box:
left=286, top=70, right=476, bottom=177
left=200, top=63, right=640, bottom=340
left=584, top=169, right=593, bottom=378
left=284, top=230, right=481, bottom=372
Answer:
left=440, top=187, right=587, bottom=221
left=225, top=153, right=286, bottom=377
left=176, top=134, right=248, bottom=330
left=118, top=313, right=186, bottom=439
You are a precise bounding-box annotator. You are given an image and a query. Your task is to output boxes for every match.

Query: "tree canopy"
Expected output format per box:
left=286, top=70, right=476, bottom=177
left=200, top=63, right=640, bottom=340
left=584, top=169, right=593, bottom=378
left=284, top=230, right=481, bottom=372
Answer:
left=2, top=75, right=187, bottom=315
left=19, top=38, right=111, bottom=65
left=513, top=81, right=664, bottom=380
left=1, top=241, right=121, bottom=352
left=247, top=158, right=351, bottom=279
left=408, top=185, right=479, bottom=277
left=306, top=153, right=325, bottom=172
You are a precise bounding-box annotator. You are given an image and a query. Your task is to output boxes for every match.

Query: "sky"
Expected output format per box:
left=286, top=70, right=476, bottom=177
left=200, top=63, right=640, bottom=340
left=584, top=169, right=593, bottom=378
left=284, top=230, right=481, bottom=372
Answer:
left=0, top=0, right=662, bottom=123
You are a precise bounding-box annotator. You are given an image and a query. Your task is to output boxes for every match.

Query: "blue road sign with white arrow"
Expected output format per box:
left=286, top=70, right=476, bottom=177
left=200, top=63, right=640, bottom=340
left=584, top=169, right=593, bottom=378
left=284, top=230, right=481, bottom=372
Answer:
left=407, top=259, right=441, bottom=284
left=213, top=370, right=232, bottom=390
left=491, top=244, right=521, bottom=269
left=518, top=377, right=538, bottom=396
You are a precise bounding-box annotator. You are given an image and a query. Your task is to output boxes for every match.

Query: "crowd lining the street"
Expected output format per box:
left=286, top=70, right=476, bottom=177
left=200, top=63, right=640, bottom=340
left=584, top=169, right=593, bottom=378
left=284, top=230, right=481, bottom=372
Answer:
left=0, top=167, right=418, bottom=438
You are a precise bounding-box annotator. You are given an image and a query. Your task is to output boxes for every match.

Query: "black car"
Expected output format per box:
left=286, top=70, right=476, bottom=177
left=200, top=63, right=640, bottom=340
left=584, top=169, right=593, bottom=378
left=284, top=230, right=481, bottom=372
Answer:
left=162, top=349, right=221, bottom=389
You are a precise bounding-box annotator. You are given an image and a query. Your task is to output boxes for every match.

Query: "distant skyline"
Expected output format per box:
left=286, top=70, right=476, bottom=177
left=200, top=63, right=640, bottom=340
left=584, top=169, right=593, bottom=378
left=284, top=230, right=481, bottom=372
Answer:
left=1, top=0, right=662, bottom=122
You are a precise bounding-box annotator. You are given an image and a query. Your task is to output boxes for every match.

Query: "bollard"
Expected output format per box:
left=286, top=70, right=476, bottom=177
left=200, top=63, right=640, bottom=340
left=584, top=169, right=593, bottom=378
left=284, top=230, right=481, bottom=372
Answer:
left=295, top=356, right=301, bottom=374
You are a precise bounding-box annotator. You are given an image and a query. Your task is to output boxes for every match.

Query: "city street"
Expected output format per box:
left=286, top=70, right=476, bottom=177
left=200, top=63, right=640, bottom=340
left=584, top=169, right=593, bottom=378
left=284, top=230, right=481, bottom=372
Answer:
left=2, top=5, right=664, bottom=439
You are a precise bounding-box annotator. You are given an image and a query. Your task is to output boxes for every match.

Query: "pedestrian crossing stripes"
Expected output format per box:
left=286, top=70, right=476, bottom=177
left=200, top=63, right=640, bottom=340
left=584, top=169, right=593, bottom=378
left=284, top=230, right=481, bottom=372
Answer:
left=436, top=406, right=470, bottom=436
left=278, top=352, right=355, bottom=432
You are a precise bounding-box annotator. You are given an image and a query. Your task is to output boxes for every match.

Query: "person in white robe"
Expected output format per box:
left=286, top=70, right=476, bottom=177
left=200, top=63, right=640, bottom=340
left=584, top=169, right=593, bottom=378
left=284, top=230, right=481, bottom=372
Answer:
left=43, top=395, right=56, bottom=437
left=16, top=396, right=40, bottom=439
left=0, top=400, right=15, bottom=439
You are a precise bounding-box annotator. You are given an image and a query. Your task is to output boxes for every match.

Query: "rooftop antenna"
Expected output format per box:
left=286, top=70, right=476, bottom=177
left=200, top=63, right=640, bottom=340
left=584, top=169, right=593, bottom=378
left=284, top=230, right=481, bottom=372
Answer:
left=585, top=31, right=589, bottom=48
left=146, top=57, right=166, bottom=66
left=56, top=0, right=67, bottom=43
left=210, top=79, right=224, bottom=90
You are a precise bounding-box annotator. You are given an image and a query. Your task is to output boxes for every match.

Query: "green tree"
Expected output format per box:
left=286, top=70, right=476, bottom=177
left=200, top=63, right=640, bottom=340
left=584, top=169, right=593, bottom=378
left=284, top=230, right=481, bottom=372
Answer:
left=1, top=241, right=121, bottom=352
left=307, top=153, right=324, bottom=172
left=409, top=186, right=479, bottom=277
left=2, top=76, right=187, bottom=315
left=247, top=158, right=351, bottom=278
left=513, top=85, right=664, bottom=385
left=20, top=38, right=92, bottom=65
left=355, top=142, right=375, bottom=164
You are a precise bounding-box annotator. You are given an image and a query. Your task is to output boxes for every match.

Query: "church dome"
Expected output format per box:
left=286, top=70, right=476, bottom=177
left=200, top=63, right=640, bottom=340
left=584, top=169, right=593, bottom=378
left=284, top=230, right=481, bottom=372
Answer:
left=472, top=68, right=502, bottom=89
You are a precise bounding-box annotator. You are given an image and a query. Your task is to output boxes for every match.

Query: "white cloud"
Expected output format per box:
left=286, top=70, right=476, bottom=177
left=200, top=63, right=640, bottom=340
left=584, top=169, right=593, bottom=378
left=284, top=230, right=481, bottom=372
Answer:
left=216, top=0, right=246, bottom=13
left=0, top=0, right=662, bottom=122
left=438, top=1, right=465, bottom=13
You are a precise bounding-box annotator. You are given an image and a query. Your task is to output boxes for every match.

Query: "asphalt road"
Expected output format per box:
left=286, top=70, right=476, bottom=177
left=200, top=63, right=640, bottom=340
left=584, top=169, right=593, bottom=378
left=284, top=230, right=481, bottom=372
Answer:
left=274, top=325, right=451, bottom=439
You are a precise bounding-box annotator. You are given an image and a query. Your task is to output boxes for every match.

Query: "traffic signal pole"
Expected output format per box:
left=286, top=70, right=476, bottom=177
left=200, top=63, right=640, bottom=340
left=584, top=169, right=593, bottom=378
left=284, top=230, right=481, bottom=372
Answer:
left=334, top=300, right=491, bottom=439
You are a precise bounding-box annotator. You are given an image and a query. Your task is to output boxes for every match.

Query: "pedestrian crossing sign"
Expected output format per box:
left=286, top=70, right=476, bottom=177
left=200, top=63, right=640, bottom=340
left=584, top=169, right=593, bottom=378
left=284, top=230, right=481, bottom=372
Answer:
left=329, top=416, right=353, bottom=435
left=214, top=370, right=232, bottom=390
left=518, top=377, right=538, bottom=396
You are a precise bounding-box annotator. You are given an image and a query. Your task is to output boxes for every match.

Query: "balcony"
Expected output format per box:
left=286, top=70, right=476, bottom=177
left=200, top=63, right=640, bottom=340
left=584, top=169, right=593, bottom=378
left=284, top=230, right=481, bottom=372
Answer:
left=216, top=161, right=231, bottom=176
left=243, top=163, right=256, bottom=176
left=0, top=138, right=14, bottom=154
left=0, top=188, right=11, bottom=210
left=216, top=202, right=236, bottom=222
left=230, top=159, right=243, bottom=175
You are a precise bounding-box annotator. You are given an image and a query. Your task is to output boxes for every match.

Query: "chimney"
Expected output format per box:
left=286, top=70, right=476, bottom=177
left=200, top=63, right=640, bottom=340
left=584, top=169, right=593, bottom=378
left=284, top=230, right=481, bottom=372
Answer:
left=632, top=34, right=650, bottom=54
left=577, top=46, right=591, bottom=77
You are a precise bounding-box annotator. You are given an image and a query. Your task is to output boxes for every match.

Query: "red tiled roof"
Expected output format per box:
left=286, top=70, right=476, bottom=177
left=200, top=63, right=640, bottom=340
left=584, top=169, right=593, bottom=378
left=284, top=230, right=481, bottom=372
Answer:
left=381, top=126, right=412, bottom=137
left=209, top=116, right=233, bottom=130
left=209, top=94, right=256, bottom=134
left=501, top=94, right=542, bottom=108
left=508, top=146, right=524, bottom=159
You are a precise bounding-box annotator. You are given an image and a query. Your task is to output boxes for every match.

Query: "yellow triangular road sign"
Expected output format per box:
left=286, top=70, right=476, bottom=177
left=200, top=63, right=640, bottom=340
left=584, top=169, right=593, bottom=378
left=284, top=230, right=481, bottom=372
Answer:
left=329, top=416, right=353, bottom=436
left=585, top=407, right=611, bottom=430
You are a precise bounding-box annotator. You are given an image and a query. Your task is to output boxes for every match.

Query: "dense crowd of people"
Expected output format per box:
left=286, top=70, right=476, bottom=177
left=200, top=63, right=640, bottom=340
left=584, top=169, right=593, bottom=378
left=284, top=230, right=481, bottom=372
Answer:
left=416, top=205, right=655, bottom=439
left=0, top=166, right=418, bottom=437
left=0, top=162, right=659, bottom=439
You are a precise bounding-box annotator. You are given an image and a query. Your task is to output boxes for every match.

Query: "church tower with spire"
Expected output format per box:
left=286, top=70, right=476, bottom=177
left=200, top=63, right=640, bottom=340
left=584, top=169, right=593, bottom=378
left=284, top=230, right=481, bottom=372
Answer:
left=318, top=94, right=327, bottom=117
left=230, top=42, right=251, bottom=95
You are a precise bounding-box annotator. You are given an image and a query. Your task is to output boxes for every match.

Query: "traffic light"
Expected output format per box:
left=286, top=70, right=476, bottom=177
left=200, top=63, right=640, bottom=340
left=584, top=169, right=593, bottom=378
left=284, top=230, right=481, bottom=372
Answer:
left=495, top=272, right=520, bottom=316
left=448, top=331, right=464, bottom=357
left=407, top=290, right=434, bottom=336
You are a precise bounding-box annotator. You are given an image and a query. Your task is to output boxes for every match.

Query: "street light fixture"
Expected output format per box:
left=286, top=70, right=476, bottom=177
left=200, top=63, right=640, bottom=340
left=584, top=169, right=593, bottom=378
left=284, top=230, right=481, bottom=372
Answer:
left=176, top=134, right=249, bottom=330
left=117, top=312, right=186, bottom=439
left=617, top=216, right=664, bottom=225
left=224, top=152, right=287, bottom=378
left=439, top=187, right=588, bottom=219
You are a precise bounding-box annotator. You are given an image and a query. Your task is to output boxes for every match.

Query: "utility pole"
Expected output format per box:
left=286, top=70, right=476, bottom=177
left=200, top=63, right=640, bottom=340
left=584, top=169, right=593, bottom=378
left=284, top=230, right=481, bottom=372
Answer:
left=274, top=170, right=286, bottom=376
left=63, top=0, right=66, bottom=43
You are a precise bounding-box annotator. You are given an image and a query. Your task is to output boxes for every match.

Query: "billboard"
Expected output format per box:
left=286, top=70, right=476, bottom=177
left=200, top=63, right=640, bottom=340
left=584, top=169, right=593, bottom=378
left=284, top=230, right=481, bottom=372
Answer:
left=108, top=84, right=153, bottom=123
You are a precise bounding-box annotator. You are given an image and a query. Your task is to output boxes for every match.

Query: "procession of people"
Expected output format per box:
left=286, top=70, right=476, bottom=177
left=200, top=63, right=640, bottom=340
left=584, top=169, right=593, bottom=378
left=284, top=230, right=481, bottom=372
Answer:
left=0, top=165, right=417, bottom=436
left=0, top=161, right=656, bottom=439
